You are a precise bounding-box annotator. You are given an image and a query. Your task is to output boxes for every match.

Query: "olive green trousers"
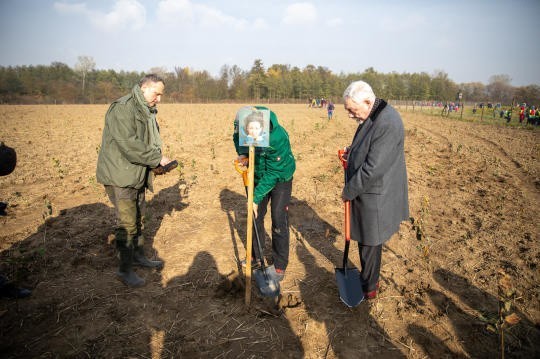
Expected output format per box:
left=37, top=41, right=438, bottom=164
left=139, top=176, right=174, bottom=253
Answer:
left=105, top=185, right=146, bottom=249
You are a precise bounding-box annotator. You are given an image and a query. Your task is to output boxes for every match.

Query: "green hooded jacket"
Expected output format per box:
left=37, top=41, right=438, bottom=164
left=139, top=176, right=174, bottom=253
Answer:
left=96, top=85, right=162, bottom=191
left=233, top=106, right=296, bottom=204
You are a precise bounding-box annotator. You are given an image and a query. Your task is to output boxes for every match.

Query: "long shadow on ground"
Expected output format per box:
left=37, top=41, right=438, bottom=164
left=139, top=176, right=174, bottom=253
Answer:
left=408, top=268, right=540, bottom=358
left=290, top=197, right=406, bottom=358
left=0, top=183, right=188, bottom=357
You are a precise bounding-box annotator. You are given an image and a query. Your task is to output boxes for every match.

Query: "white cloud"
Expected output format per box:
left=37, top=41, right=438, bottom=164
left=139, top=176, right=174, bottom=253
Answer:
left=156, top=0, right=248, bottom=30
left=54, top=0, right=146, bottom=31
left=96, top=0, right=146, bottom=31
left=156, top=0, right=196, bottom=26
left=282, top=2, right=318, bottom=25
left=197, top=4, right=247, bottom=30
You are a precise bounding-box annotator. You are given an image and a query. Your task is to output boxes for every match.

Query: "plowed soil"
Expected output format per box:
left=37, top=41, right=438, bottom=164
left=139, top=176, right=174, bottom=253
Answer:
left=1, top=104, right=538, bottom=358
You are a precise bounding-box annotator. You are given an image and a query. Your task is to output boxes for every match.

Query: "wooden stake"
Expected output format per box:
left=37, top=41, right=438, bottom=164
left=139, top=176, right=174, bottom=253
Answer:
left=245, top=145, right=255, bottom=306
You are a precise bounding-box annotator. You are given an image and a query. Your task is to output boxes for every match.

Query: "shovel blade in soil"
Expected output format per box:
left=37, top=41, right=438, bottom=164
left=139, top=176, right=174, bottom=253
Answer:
left=254, top=265, right=280, bottom=297
left=335, top=267, right=364, bottom=307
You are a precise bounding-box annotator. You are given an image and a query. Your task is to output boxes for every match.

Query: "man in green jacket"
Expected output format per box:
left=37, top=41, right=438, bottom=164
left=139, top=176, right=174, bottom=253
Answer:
left=233, top=106, right=296, bottom=281
left=96, top=74, right=172, bottom=287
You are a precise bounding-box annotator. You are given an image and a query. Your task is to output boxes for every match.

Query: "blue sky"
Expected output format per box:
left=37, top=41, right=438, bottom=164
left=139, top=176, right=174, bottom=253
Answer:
left=1, top=0, right=539, bottom=86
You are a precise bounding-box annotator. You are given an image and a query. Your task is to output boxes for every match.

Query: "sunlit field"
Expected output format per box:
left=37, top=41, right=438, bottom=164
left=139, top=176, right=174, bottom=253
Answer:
left=1, top=104, right=538, bottom=358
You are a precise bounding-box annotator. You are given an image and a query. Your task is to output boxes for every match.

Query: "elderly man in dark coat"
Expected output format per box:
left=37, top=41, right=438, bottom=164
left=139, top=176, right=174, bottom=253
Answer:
left=342, top=80, right=409, bottom=299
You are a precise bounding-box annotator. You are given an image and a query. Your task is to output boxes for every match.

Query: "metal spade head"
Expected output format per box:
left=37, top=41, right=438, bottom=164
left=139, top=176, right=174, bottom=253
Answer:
left=335, top=266, right=364, bottom=307
left=253, top=264, right=280, bottom=297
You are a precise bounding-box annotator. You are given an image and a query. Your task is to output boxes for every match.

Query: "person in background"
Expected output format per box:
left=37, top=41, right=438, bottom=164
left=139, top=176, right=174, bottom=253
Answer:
left=233, top=106, right=296, bottom=281
left=528, top=106, right=538, bottom=125
left=0, top=142, right=17, bottom=216
left=0, top=142, right=32, bottom=298
left=96, top=74, right=173, bottom=287
left=341, top=81, right=409, bottom=299
left=504, top=108, right=512, bottom=123
left=519, top=105, right=525, bottom=124
left=327, top=101, right=335, bottom=120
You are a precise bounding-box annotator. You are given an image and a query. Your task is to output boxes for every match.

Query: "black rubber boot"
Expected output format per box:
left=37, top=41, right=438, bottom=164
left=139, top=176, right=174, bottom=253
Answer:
left=0, top=202, right=7, bottom=216
left=0, top=275, right=32, bottom=298
left=116, top=246, right=145, bottom=287
left=133, top=246, right=163, bottom=269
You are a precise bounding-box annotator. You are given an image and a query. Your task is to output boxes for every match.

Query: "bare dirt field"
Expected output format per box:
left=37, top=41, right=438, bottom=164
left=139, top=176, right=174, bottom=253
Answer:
left=0, top=103, right=538, bottom=358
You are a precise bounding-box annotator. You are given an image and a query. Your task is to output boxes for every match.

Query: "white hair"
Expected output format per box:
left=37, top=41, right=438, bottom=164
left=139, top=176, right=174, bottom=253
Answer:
left=343, top=80, right=376, bottom=104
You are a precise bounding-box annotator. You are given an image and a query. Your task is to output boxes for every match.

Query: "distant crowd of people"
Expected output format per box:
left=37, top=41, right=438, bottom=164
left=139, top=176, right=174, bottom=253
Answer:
left=308, top=97, right=336, bottom=120
left=424, top=101, right=540, bottom=125
left=471, top=102, right=539, bottom=125
left=308, top=97, right=327, bottom=108
left=442, top=102, right=460, bottom=114
left=518, top=104, right=539, bottom=125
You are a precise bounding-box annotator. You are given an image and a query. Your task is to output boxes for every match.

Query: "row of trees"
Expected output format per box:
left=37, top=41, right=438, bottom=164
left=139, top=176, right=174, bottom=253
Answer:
left=1, top=56, right=539, bottom=105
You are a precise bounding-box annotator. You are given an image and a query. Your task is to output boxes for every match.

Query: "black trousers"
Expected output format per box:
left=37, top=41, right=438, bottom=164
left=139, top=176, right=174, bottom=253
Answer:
left=252, top=179, right=292, bottom=271
left=359, top=243, right=382, bottom=292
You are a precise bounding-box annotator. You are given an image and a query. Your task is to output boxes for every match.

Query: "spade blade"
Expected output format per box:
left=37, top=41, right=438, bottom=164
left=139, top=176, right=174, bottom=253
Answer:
left=335, top=266, right=364, bottom=307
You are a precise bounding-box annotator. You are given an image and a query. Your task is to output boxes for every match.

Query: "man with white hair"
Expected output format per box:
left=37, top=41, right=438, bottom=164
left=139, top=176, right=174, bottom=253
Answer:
left=341, top=80, right=409, bottom=299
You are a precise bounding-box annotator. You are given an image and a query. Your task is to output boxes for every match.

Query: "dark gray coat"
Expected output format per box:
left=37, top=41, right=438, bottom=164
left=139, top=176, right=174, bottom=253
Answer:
left=342, top=100, right=409, bottom=246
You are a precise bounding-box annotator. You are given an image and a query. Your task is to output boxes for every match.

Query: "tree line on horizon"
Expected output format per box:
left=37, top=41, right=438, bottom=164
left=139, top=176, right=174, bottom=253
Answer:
left=0, top=57, right=538, bottom=106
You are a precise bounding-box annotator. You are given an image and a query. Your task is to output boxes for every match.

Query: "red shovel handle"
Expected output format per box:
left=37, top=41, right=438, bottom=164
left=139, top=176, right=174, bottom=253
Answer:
left=338, top=149, right=348, bottom=169
left=344, top=201, right=351, bottom=242
left=339, top=148, right=351, bottom=241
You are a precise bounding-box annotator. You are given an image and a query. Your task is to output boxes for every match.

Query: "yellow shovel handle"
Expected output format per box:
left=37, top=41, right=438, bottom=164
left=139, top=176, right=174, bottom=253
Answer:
left=234, top=159, right=249, bottom=187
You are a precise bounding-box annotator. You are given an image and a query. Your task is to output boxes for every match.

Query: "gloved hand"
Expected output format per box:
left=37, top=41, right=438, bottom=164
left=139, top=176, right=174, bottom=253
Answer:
left=237, top=155, right=248, bottom=166
left=152, top=160, right=178, bottom=175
